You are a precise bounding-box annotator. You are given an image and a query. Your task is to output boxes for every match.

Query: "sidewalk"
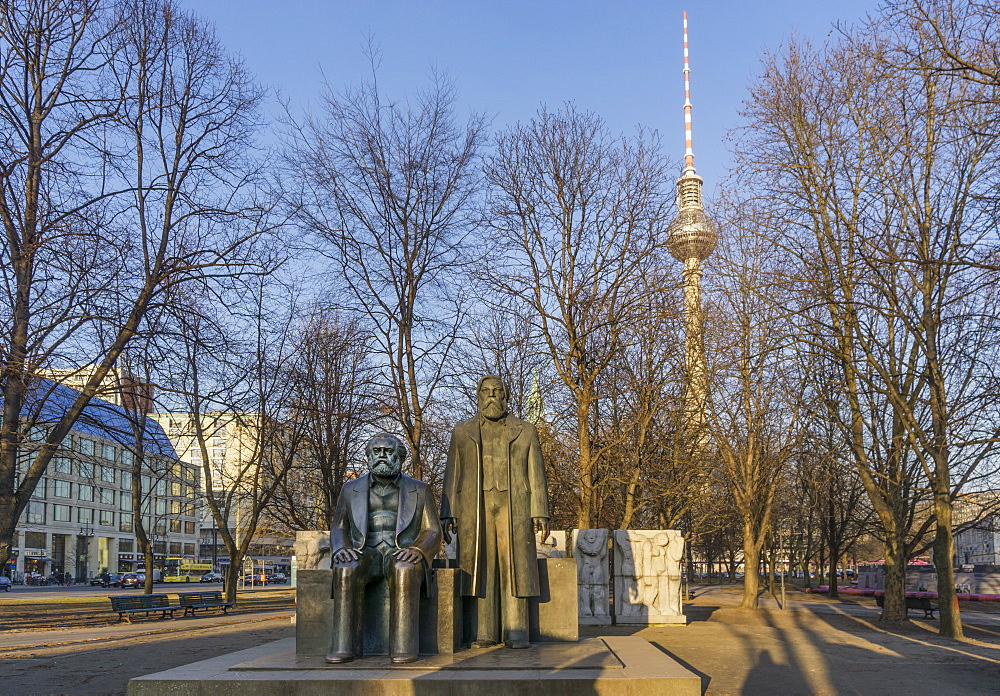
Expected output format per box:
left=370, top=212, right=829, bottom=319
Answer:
left=1, top=608, right=294, bottom=652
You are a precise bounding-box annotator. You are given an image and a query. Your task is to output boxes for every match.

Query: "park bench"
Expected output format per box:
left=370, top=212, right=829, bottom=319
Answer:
left=177, top=591, right=236, bottom=617
left=108, top=594, right=181, bottom=623
left=874, top=593, right=937, bottom=618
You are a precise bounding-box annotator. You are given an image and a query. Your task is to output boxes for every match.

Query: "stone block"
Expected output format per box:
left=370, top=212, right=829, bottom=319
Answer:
left=295, top=569, right=334, bottom=656
left=529, top=558, right=579, bottom=641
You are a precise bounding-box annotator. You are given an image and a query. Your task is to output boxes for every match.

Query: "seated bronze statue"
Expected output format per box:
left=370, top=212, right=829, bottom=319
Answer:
left=327, top=434, right=442, bottom=664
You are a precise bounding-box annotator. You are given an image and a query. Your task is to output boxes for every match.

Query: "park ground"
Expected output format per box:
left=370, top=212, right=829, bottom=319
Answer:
left=1, top=583, right=999, bottom=694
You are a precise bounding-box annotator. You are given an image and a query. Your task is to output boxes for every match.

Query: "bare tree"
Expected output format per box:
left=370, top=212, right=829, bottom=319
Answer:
left=286, top=64, right=486, bottom=481
left=483, top=104, right=675, bottom=528
left=706, top=222, right=811, bottom=609
left=0, top=0, right=269, bottom=572
left=265, top=310, right=381, bottom=532
left=736, top=21, right=1000, bottom=635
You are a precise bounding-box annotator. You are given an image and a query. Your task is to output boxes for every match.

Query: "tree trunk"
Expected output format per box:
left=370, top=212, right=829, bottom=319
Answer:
left=881, top=536, right=908, bottom=621
left=934, top=495, right=962, bottom=639
left=829, top=544, right=841, bottom=599
left=741, top=524, right=761, bottom=609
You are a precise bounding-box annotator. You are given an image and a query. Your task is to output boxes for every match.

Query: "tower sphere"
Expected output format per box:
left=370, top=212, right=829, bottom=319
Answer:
left=667, top=208, right=717, bottom=262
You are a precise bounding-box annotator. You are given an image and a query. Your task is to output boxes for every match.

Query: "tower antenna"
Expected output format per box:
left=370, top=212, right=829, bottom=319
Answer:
left=683, top=10, right=695, bottom=174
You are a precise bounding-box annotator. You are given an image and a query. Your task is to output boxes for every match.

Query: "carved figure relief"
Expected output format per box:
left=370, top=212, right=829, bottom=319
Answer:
left=571, top=528, right=610, bottom=623
left=294, top=531, right=331, bottom=571
left=613, top=530, right=685, bottom=623
left=536, top=530, right=567, bottom=559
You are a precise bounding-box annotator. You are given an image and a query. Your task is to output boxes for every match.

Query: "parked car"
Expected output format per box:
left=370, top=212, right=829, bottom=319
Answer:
left=90, top=573, right=122, bottom=587
left=120, top=573, right=146, bottom=588
left=242, top=573, right=268, bottom=585
left=199, top=572, right=223, bottom=583
left=0, top=575, right=11, bottom=591
left=267, top=573, right=287, bottom=584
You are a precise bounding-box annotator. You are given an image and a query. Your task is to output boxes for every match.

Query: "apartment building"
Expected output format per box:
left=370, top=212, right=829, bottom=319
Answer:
left=10, top=380, right=201, bottom=581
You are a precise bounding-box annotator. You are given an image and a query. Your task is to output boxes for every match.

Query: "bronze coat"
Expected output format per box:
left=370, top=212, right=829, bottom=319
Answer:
left=329, top=473, right=442, bottom=594
left=441, top=414, right=550, bottom=597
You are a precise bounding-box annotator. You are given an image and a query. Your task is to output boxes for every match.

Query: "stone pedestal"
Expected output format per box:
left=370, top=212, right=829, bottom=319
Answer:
left=529, top=558, right=578, bottom=641
left=296, top=569, right=460, bottom=656
left=128, top=636, right=702, bottom=695
left=613, top=530, right=686, bottom=625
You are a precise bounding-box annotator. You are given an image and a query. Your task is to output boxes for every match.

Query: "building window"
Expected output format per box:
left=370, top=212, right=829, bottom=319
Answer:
left=101, top=444, right=116, bottom=461
left=98, top=488, right=114, bottom=505
left=154, top=521, right=166, bottom=535
left=100, top=466, right=115, bottom=483
left=99, top=509, right=114, bottom=526
left=153, top=540, right=166, bottom=554
left=155, top=499, right=166, bottom=515
left=78, top=461, right=95, bottom=478
left=52, top=479, right=71, bottom=498
left=77, top=438, right=94, bottom=456
left=184, top=521, right=195, bottom=535
left=121, top=449, right=133, bottom=467
left=155, top=479, right=166, bottom=496
left=27, top=425, right=48, bottom=443
left=77, top=484, right=94, bottom=502
left=169, top=541, right=182, bottom=555
left=183, top=543, right=196, bottom=556
left=141, top=475, right=151, bottom=493
left=77, top=507, right=94, bottom=524
left=185, top=503, right=195, bottom=516
left=171, top=500, right=182, bottom=515
left=53, top=456, right=72, bottom=474
left=118, top=539, right=134, bottom=552
left=30, top=478, right=46, bottom=499
left=119, top=517, right=133, bottom=533
left=119, top=491, right=133, bottom=512
left=170, top=519, right=182, bottom=533
left=52, top=504, right=71, bottom=522
left=120, top=471, right=132, bottom=489
left=25, top=501, right=45, bottom=524
left=24, top=531, right=46, bottom=548
left=171, top=481, right=181, bottom=496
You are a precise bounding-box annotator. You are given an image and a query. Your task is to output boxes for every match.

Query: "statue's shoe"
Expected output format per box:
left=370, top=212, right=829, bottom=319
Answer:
left=325, top=652, right=355, bottom=664
left=471, top=639, right=498, bottom=649
left=391, top=653, right=419, bottom=664
left=504, top=640, right=531, bottom=649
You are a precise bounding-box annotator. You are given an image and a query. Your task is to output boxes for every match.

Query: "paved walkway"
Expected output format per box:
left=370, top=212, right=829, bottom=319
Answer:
left=3, top=584, right=999, bottom=694
left=0, top=609, right=295, bottom=651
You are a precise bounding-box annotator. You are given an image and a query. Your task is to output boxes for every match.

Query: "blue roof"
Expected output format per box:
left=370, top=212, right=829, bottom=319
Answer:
left=20, top=378, right=177, bottom=458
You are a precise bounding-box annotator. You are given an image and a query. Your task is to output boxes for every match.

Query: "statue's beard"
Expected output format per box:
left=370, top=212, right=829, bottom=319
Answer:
left=480, top=399, right=506, bottom=420
left=371, top=459, right=400, bottom=478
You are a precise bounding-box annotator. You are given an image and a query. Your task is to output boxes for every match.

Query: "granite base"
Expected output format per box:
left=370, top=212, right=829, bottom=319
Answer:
left=127, top=636, right=701, bottom=695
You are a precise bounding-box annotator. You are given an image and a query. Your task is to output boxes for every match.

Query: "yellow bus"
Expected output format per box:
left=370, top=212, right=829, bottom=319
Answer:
left=162, top=559, right=213, bottom=583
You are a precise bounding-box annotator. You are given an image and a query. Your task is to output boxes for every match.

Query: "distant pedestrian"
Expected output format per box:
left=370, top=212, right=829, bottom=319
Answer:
left=66, top=573, right=74, bottom=586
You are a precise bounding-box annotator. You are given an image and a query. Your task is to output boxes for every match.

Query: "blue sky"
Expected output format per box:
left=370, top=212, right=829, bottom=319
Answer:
left=192, top=1, right=882, bottom=196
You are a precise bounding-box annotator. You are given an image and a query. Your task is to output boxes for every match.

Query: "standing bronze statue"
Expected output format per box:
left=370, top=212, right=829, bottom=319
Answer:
left=327, top=434, right=442, bottom=664
left=441, top=375, right=550, bottom=649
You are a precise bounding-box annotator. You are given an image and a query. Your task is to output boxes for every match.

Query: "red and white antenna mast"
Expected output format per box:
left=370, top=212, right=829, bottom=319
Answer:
left=683, top=10, right=696, bottom=175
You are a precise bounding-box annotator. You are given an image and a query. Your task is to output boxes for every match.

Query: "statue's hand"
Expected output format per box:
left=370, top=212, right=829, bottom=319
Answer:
left=332, top=547, right=361, bottom=564
left=393, top=547, right=422, bottom=564
left=441, top=517, right=458, bottom=544
left=533, top=517, right=550, bottom=540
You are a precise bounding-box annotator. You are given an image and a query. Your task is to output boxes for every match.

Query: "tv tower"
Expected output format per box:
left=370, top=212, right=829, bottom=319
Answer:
left=666, top=11, right=717, bottom=443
